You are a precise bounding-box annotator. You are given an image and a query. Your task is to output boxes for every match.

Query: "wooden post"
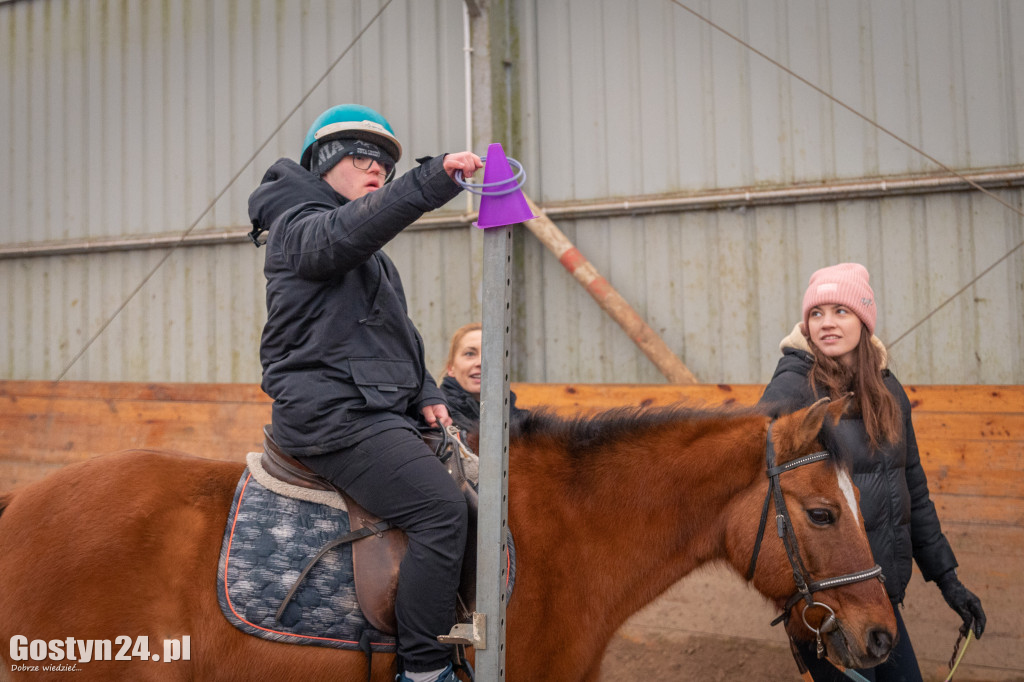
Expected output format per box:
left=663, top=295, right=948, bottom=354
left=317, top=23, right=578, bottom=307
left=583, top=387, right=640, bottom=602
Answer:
left=521, top=194, right=698, bottom=384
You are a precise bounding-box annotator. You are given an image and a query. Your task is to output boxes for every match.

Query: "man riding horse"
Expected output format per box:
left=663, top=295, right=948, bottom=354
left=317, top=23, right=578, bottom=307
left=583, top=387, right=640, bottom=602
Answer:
left=249, top=103, right=483, bottom=682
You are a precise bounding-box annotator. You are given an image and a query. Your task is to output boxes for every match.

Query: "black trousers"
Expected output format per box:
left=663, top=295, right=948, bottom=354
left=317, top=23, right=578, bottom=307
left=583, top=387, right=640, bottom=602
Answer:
left=797, top=603, right=922, bottom=682
left=298, top=427, right=468, bottom=672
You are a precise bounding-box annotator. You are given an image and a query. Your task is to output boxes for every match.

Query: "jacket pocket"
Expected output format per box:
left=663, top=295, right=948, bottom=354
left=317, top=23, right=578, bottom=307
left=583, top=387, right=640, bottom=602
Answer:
left=360, top=254, right=395, bottom=327
left=349, top=358, right=420, bottom=410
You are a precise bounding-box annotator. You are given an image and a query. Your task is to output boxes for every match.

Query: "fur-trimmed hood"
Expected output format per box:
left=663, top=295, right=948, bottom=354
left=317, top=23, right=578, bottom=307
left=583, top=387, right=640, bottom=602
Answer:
left=778, top=322, right=888, bottom=369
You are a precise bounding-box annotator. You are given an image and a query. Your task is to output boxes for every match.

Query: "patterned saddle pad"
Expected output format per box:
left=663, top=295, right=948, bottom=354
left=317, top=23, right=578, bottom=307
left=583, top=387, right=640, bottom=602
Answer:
left=217, top=454, right=395, bottom=652
left=216, top=452, right=516, bottom=652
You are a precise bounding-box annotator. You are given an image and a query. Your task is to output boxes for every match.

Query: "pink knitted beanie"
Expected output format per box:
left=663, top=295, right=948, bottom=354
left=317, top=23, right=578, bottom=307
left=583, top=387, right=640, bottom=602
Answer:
left=802, top=263, right=876, bottom=334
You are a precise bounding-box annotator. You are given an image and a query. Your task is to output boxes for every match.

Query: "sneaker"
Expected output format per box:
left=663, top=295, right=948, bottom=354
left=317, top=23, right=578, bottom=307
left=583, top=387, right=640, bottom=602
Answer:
left=395, top=662, right=457, bottom=682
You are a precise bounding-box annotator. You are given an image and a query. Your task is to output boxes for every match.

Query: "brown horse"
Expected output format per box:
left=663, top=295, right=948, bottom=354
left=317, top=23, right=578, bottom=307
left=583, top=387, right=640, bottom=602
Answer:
left=0, top=396, right=895, bottom=681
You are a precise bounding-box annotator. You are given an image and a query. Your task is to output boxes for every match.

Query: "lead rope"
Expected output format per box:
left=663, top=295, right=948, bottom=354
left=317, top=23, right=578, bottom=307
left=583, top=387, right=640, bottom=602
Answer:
left=945, top=627, right=973, bottom=682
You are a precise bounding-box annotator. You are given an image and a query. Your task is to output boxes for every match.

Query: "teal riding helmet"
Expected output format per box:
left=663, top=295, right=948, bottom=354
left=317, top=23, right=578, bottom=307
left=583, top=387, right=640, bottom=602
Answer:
left=300, top=104, right=403, bottom=170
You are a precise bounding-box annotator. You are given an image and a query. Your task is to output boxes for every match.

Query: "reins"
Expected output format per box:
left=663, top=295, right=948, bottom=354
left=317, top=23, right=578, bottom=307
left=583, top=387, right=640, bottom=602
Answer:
left=746, top=422, right=884, bottom=655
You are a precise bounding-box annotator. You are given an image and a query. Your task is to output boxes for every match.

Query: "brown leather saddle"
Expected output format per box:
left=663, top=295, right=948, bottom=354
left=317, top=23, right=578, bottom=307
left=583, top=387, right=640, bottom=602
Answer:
left=260, top=425, right=479, bottom=635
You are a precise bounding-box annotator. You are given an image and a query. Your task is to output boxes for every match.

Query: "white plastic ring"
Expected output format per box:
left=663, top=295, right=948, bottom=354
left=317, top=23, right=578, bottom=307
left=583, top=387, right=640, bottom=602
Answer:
left=454, top=155, right=528, bottom=196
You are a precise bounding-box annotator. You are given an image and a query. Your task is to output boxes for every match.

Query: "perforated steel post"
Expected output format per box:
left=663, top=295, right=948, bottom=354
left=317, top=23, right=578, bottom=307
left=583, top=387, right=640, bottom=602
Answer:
left=475, top=223, right=513, bottom=680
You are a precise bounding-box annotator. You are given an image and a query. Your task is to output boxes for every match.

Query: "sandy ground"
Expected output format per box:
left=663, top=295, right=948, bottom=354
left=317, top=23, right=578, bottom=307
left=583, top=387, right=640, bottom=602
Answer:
left=0, top=565, right=1017, bottom=682
left=598, top=565, right=1024, bottom=682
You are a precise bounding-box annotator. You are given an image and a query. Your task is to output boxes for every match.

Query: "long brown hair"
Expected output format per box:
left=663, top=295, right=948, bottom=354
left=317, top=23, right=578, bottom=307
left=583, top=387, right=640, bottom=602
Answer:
left=808, top=323, right=902, bottom=449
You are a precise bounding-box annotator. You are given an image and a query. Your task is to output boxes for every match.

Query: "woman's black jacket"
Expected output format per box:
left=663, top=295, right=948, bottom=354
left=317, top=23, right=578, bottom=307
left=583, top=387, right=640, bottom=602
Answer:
left=758, top=327, right=958, bottom=603
left=440, top=375, right=527, bottom=436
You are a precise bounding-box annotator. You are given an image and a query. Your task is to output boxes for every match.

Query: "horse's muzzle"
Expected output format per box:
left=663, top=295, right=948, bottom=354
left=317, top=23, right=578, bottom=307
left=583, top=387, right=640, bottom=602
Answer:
left=823, top=622, right=895, bottom=669
left=803, top=603, right=894, bottom=669
left=866, top=626, right=894, bottom=660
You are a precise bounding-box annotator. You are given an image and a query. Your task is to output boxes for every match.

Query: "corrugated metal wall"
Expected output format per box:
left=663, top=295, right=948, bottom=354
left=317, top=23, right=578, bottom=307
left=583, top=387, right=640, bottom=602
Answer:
left=0, top=0, right=482, bottom=382
left=517, top=191, right=1024, bottom=384
left=0, top=245, right=265, bottom=381
left=514, top=0, right=1024, bottom=384
left=2, top=0, right=1022, bottom=384
left=522, top=0, right=1023, bottom=195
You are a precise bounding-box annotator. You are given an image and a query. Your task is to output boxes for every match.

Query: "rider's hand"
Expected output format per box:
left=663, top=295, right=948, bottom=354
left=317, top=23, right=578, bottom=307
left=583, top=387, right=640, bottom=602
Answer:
left=421, top=403, right=452, bottom=429
left=443, top=152, right=484, bottom=182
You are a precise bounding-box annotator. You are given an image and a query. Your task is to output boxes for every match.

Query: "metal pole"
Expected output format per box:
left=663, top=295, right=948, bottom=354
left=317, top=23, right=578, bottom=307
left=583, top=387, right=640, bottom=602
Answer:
left=474, top=223, right=512, bottom=680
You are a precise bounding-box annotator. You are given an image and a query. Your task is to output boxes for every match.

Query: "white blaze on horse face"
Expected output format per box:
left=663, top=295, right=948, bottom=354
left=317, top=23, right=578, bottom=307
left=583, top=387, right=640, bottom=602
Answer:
left=836, top=469, right=859, bottom=524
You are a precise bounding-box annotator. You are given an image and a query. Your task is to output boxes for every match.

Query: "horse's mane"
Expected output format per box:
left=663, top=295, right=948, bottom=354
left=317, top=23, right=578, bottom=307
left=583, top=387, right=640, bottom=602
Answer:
left=512, top=402, right=764, bottom=456
left=511, top=401, right=847, bottom=469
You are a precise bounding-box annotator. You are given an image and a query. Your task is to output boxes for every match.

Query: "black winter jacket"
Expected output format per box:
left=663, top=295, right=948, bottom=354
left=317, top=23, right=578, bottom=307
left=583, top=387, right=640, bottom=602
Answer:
left=250, top=156, right=462, bottom=455
left=758, top=325, right=958, bottom=603
left=439, top=375, right=527, bottom=436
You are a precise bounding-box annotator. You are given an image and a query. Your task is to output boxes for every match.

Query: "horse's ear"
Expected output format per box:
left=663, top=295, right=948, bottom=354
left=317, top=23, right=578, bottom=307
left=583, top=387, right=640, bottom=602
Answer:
left=775, top=397, right=831, bottom=456
left=825, top=392, right=854, bottom=425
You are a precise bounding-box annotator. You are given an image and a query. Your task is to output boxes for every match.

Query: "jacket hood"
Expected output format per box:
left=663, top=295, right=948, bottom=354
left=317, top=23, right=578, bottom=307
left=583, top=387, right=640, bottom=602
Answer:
left=779, top=322, right=888, bottom=369
left=249, top=158, right=343, bottom=232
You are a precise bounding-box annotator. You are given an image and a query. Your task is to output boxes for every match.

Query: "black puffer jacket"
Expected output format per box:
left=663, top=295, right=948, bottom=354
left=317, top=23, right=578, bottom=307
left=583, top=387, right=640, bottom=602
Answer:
left=440, top=375, right=528, bottom=435
left=250, top=156, right=462, bottom=455
left=758, top=324, right=958, bottom=602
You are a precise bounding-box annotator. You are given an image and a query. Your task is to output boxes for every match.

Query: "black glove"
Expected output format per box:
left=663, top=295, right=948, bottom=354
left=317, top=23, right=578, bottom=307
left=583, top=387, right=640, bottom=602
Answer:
left=937, top=571, right=986, bottom=638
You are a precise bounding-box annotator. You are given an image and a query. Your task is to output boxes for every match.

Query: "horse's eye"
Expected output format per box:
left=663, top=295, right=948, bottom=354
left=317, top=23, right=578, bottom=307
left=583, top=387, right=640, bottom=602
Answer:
left=807, top=508, right=835, bottom=526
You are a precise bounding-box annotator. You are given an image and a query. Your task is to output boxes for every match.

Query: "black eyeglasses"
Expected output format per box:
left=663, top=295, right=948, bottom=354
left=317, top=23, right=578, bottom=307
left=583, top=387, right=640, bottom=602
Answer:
left=350, top=154, right=394, bottom=177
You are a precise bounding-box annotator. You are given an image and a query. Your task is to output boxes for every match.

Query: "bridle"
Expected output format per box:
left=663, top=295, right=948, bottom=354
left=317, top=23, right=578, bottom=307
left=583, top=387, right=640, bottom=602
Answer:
left=746, top=421, right=884, bottom=654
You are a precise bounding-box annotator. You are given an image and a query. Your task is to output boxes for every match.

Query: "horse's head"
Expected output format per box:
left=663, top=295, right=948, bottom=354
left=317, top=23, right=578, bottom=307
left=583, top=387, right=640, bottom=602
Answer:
left=727, top=395, right=897, bottom=669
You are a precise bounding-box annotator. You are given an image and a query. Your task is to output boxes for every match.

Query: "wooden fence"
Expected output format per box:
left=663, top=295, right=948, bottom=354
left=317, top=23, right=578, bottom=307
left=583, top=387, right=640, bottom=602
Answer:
left=1, top=380, right=1021, bottom=679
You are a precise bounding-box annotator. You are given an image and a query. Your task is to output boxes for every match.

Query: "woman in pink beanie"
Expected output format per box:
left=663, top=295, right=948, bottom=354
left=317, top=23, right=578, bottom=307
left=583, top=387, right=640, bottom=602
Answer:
left=759, top=263, right=985, bottom=681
